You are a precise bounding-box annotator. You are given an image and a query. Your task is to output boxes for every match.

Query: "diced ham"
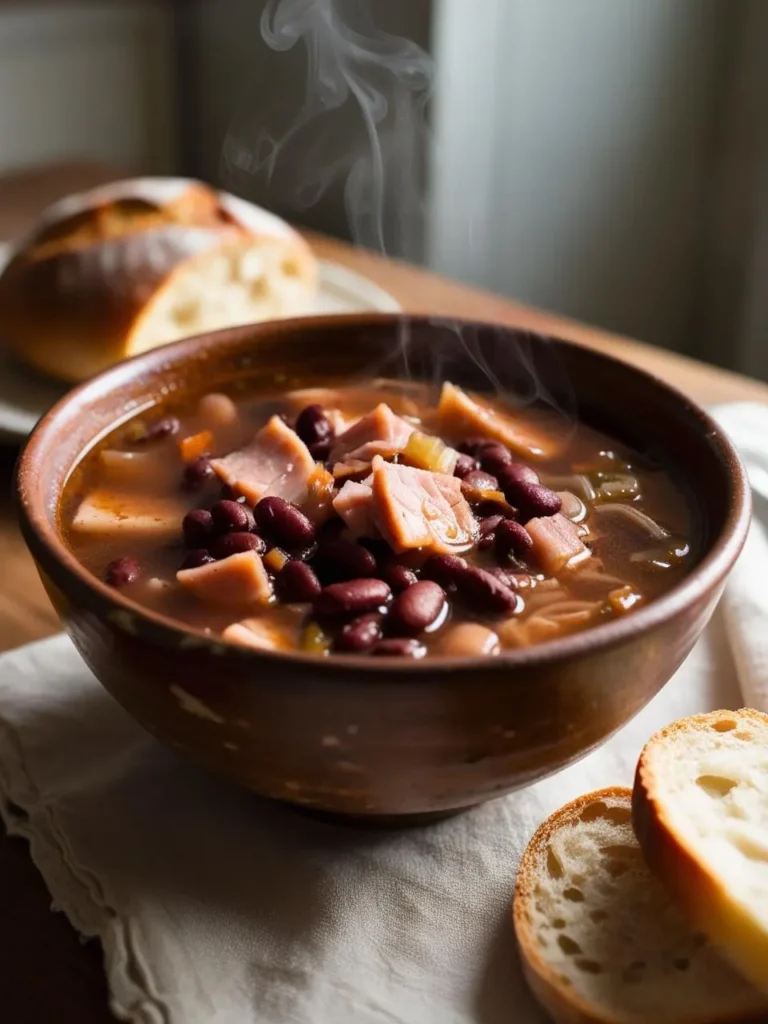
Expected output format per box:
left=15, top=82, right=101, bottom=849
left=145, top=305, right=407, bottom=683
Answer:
left=223, top=617, right=295, bottom=651
left=525, top=513, right=591, bottom=576
left=98, top=450, right=169, bottom=488
left=211, top=415, right=315, bottom=506
left=370, top=456, right=477, bottom=554
left=177, top=551, right=273, bottom=606
left=436, top=381, right=562, bottom=461
left=71, top=491, right=184, bottom=539
left=332, top=478, right=378, bottom=537
left=332, top=459, right=370, bottom=482
left=329, top=403, right=414, bottom=465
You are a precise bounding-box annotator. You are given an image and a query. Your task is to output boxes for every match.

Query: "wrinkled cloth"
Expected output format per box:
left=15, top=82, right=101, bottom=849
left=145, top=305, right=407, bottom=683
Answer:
left=0, top=402, right=764, bottom=1024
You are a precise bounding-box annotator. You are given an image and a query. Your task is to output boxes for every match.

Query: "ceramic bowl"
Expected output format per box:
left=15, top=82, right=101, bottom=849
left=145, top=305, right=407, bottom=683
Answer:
left=16, top=315, right=751, bottom=824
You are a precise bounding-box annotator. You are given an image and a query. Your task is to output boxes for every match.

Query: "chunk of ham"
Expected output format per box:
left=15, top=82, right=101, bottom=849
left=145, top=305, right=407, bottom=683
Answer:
left=177, top=551, right=273, bottom=606
left=329, top=403, right=414, bottom=466
left=436, top=382, right=562, bottom=461
left=525, top=513, right=590, bottom=576
left=71, top=491, right=184, bottom=540
left=333, top=478, right=377, bottom=538
left=211, top=415, right=315, bottom=506
left=370, top=456, right=477, bottom=554
left=98, top=450, right=169, bottom=488
left=223, top=617, right=295, bottom=651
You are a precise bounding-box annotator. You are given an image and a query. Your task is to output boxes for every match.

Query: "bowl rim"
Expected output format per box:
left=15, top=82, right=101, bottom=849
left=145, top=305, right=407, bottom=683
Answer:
left=16, top=312, right=752, bottom=675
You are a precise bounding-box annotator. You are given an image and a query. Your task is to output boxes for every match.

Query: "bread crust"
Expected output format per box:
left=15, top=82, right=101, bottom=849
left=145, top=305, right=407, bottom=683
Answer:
left=633, top=708, right=768, bottom=998
left=514, top=785, right=768, bottom=1024
left=0, top=178, right=317, bottom=382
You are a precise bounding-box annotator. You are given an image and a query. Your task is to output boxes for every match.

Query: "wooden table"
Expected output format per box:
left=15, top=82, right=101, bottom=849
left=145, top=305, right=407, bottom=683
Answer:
left=1, top=164, right=767, bottom=1022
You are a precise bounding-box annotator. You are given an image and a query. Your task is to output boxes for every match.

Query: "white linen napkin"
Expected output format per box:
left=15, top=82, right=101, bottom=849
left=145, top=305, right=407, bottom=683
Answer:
left=0, top=402, right=764, bottom=1024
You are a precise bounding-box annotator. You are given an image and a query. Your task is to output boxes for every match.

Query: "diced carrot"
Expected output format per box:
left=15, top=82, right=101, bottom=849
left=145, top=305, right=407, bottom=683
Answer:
left=302, top=464, right=337, bottom=525
left=264, top=548, right=290, bottom=573
left=179, top=430, right=213, bottom=462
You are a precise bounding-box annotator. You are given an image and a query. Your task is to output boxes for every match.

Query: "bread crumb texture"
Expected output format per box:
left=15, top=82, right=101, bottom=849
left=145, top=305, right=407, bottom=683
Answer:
left=514, top=787, right=766, bottom=1023
left=643, top=710, right=768, bottom=934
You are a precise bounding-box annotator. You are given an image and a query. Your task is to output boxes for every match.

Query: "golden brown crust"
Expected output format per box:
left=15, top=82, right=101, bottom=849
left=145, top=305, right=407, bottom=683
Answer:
left=514, top=784, right=768, bottom=1024
left=0, top=178, right=316, bottom=382
left=513, top=787, right=634, bottom=1024
left=633, top=708, right=768, bottom=998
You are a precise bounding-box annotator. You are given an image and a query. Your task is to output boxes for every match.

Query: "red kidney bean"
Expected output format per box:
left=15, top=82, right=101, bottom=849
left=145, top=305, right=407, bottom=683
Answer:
left=453, top=452, right=478, bottom=479
left=462, top=469, right=499, bottom=494
left=181, top=455, right=215, bottom=491
left=276, top=560, right=322, bottom=603
left=255, top=496, right=317, bottom=550
left=474, top=498, right=509, bottom=518
left=478, top=443, right=513, bottom=475
left=389, top=581, right=446, bottom=636
left=453, top=564, right=520, bottom=614
left=488, top=567, right=533, bottom=589
left=477, top=514, right=504, bottom=550
left=316, top=537, right=377, bottom=581
left=179, top=549, right=216, bottom=571
left=211, top=499, right=255, bottom=534
left=498, top=463, right=540, bottom=494
left=334, top=613, right=383, bottom=653
left=458, top=437, right=495, bottom=458
left=512, top=483, right=562, bottom=521
left=308, top=439, right=332, bottom=462
left=314, top=578, right=391, bottom=618
left=421, top=554, right=469, bottom=589
left=295, top=404, right=334, bottom=446
left=380, top=562, right=418, bottom=593
left=182, top=508, right=214, bottom=548
left=318, top=516, right=346, bottom=541
left=144, top=416, right=179, bottom=442
left=371, top=638, right=426, bottom=659
left=210, top=532, right=265, bottom=560
left=495, top=518, right=534, bottom=561
left=105, top=556, right=140, bottom=587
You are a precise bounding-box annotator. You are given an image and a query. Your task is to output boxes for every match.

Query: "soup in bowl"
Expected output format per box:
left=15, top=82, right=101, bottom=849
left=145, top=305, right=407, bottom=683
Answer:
left=17, top=315, right=750, bottom=822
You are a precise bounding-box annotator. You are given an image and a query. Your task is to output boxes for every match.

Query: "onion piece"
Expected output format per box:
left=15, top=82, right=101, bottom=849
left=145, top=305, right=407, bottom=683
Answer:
left=629, top=539, right=690, bottom=570
left=558, top=490, right=587, bottom=523
left=590, top=503, right=671, bottom=542
left=595, top=473, right=640, bottom=501
left=542, top=474, right=596, bottom=501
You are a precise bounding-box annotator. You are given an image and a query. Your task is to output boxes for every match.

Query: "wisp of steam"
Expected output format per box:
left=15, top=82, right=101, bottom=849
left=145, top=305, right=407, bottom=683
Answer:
left=223, top=0, right=576, bottom=428
left=224, top=0, right=431, bottom=258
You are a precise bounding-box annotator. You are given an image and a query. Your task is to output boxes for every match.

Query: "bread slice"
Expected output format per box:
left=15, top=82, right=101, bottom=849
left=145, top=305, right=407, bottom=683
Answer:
left=633, top=709, right=768, bottom=997
left=0, top=177, right=318, bottom=382
left=513, top=787, right=767, bottom=1023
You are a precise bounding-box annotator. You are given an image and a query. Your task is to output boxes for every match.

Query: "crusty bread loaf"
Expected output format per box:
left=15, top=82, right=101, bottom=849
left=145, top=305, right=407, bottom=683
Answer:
left=633, top=708, right=768, bottom=998
left=0, top=177, right=318, bottom=382
left=513, top=787, right=767, bottom=1023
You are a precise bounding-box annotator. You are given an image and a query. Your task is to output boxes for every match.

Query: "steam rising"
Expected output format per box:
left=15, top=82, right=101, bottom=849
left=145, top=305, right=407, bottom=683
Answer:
left=224, top=0, right=431, bottom=257
left=223, top=0, right=575, bottom=429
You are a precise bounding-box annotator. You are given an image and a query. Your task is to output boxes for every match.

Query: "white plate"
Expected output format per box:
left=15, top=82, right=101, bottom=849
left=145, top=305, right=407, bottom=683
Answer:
left=0, top=249, right=400, bottom=444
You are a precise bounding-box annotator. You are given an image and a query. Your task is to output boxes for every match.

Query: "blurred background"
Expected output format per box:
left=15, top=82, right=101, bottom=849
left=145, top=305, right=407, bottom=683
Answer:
left=0, top=0, right=765, bottom=375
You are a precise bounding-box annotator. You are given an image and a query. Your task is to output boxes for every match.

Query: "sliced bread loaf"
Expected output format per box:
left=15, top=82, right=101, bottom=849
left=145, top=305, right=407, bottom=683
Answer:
left=633, top=708, right=768, bottom=997
left=513, top=787, right=766, bottom=1023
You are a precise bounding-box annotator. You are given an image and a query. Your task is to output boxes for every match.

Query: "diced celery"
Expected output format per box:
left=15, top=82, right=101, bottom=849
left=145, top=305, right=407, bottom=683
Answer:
left=402, top=432, right=455, bottom=474
left=300, top=621, right=331, bottom=656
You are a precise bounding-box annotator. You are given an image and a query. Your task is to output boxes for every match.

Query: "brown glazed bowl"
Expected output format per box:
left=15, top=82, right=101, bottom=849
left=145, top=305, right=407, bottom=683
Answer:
left=16, top=315, right=750, bottom=824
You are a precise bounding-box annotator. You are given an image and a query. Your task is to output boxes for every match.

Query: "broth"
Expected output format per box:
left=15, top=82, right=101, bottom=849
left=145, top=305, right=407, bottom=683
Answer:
left=63, top=379, right=693, bottom=658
